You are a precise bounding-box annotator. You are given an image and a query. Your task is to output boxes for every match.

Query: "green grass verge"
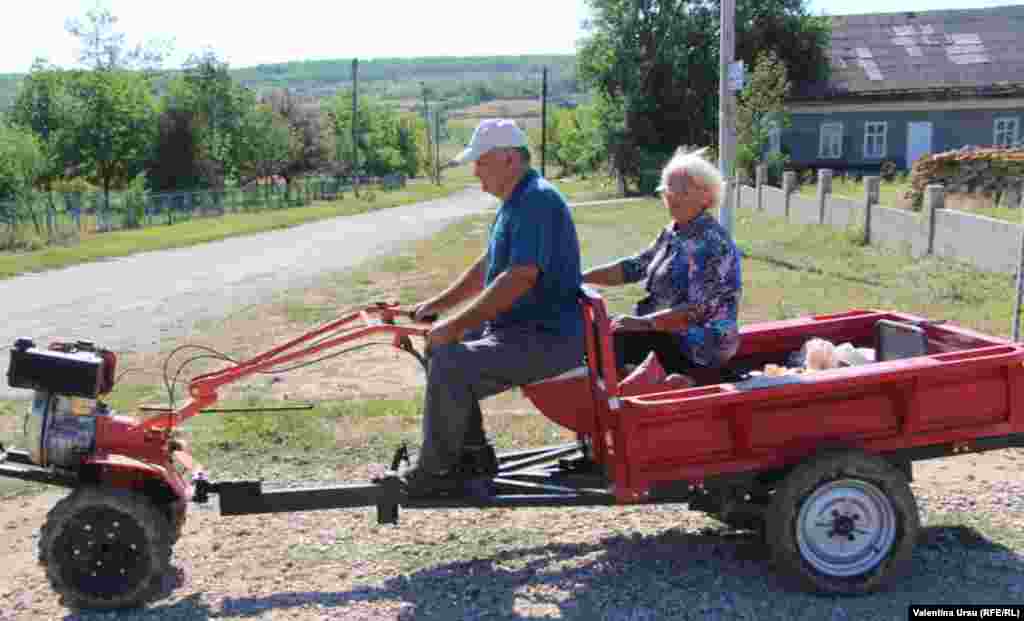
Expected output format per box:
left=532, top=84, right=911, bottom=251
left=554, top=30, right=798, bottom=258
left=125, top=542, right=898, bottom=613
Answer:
left=798, top=176, right=910, bottom=207
left=0, top=182, right=461, bottom=281
left=552, top=175, right=622, bottom=203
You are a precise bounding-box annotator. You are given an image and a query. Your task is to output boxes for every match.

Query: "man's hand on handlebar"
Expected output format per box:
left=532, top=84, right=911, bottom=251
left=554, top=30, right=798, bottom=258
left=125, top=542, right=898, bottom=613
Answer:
left=412, top=300, right=443, bottom=323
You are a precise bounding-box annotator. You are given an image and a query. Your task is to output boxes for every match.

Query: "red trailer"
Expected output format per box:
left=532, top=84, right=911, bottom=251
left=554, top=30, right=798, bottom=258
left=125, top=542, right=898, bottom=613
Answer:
left=3, top=286, right=1023, bottom=608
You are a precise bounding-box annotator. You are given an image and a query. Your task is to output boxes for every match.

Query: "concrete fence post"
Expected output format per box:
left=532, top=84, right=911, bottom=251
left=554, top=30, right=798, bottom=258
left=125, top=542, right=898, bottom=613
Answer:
left=926, top=184, right=945, bottom=255
left=721, top=175, right=734, bottom=221
left=783, top=171, right=797, bottom=220
left=1006, top=178, right=1023, bottom=210
left=863, top=176, right=880, bottom=246
left=817, top=169, right=833, bottom=225
left=734, top=176, right=741, bottom=214
left=756, top=163, right=768, bottom=211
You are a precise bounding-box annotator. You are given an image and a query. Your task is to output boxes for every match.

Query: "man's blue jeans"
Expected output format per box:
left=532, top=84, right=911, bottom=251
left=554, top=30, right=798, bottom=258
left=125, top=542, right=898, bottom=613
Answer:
left=417, top=325, right=584, bottom=474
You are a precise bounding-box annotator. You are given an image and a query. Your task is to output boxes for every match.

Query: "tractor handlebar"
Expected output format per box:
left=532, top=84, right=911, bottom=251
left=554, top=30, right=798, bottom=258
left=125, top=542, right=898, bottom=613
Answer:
left=146, top=300, right=437, bottom=431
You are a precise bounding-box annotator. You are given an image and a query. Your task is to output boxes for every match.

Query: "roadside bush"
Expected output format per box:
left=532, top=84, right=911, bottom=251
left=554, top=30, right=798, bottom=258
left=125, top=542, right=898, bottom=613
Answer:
left=123, top=173, right=148, bottom=229
left=880, top=160, right=898, bottom=182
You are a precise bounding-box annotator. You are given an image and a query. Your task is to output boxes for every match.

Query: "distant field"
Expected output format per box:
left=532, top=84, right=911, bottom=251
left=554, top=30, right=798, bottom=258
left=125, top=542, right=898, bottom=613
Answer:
left=449, top=98, right=541, bottom=119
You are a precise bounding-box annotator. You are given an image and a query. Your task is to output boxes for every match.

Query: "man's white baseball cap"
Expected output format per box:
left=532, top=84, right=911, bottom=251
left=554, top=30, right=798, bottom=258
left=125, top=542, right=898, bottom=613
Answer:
left=451, top=119, right=528, bottom=165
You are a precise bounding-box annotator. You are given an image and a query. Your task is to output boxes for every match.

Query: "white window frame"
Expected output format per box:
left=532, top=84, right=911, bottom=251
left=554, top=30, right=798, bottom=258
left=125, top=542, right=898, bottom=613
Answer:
left=994, top=117, right=1019, bottom=147
left=863, top=121, right=888, bottom=159
left=819, top=122, right=843, bottom=159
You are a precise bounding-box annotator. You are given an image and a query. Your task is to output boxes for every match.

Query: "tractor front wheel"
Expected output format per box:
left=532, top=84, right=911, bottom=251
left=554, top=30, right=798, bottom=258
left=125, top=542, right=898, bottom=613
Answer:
left=38, top=487, right=172, bottom=610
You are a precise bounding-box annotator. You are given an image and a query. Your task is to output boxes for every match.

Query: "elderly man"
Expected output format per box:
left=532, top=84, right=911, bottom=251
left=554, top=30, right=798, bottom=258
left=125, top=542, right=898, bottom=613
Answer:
left=400, top=119, right=585, bottom=497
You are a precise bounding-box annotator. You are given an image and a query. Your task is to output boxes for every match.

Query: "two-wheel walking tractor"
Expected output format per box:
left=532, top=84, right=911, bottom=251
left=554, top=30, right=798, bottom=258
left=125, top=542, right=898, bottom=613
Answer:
left=3, top=286, right=1024, bottom=609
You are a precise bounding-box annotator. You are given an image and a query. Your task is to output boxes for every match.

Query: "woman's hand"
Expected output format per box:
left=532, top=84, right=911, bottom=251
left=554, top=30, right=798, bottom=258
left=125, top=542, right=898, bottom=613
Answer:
left=610, top=314, right=655, bottom=333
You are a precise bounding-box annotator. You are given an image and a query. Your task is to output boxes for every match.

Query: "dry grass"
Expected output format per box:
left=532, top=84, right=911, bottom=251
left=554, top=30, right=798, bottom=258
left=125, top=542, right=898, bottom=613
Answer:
left=448, top=99, right=541, bottom=119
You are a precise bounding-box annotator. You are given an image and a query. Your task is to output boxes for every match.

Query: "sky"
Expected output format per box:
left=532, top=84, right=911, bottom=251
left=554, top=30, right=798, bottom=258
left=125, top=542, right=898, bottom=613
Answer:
left=0, top=0, right=1019, bottom=74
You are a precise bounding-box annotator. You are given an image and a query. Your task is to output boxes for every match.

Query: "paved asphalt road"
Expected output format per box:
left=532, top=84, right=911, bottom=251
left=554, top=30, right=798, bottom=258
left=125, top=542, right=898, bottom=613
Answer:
left=1, top=187, right=499, bottom=399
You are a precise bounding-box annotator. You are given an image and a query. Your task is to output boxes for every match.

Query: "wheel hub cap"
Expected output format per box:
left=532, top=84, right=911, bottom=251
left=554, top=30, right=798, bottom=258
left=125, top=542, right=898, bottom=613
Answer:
left=796, top=479, right=897, bottom=577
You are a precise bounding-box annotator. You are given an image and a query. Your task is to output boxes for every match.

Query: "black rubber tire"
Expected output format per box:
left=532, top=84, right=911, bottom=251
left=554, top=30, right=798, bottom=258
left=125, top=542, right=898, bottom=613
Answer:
left=766, top=450, right=920, bottom=595
left=38, top=487, right=172, bottom=610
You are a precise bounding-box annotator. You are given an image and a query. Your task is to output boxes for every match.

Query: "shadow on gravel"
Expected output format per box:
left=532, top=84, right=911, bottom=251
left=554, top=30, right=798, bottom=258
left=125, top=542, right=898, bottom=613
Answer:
left=62, top=524, right=1024, bottom=621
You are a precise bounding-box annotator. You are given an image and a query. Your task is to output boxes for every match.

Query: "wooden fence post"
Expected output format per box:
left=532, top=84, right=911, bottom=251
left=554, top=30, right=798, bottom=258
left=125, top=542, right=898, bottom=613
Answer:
left=864, top=176, right=880, bottom=246
left=926, top=184, right=944, bottom=255
left=817, top=169, right=833, bottom=225
left=756, top=163, right=768, bottom=211
left=783, top=171, right=797, bottom=220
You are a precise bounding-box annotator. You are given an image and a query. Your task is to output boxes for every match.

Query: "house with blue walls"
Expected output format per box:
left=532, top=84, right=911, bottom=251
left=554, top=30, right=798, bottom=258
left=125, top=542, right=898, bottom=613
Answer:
left=780, top=5, right=1024, bottom=173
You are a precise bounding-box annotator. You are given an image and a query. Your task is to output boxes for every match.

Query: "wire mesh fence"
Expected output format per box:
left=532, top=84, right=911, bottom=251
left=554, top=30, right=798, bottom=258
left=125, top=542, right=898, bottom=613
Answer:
left=0, top=175, right=409, bottom=248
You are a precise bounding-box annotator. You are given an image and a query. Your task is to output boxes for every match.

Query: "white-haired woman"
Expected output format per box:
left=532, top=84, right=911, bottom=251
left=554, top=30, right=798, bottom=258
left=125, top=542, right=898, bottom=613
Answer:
left=582, top=148, right=743, bottom=380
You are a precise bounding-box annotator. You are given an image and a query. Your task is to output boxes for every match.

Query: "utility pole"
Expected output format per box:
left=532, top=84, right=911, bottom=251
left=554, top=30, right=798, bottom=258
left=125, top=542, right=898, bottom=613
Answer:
left=1015, top=219, right=1024, bottom=341
left=718, top=0, right=736, bottom=235
left=541, top=67, right=548, bottom=178
left=421, top=83, right=434, bottom=184
left=434, top=107, right=442, bottom=185
left=352, top=58, right=360, bottom=198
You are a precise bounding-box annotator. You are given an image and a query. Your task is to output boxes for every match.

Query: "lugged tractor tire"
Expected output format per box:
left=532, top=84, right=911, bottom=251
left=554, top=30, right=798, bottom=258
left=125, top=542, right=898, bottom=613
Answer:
left=766, top=450, right=920, bottom=595
left=38, top=486, right=172, bottom=610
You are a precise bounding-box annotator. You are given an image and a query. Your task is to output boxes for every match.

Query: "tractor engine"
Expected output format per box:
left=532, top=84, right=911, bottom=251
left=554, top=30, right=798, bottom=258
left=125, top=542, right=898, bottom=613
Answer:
left=7, top=338, right=117, bottom=468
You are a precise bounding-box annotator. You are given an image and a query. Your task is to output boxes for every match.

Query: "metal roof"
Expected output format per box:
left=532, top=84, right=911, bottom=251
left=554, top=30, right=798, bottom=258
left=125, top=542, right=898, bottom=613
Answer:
left=792, top=5, right=1024, bottom=100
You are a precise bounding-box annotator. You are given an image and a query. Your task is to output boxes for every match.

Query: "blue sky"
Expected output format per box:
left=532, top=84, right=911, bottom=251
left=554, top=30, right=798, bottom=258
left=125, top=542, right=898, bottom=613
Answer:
left=0, top=0, right=1017, bottom=74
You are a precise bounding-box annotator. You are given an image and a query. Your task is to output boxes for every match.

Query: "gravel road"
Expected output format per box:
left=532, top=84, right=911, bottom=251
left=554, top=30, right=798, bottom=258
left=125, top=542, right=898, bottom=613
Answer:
left=0, top=188, right=498, bottom=399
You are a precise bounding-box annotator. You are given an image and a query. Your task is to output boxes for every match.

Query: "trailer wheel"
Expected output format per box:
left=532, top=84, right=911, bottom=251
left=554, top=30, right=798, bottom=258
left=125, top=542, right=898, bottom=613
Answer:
left=38, top=487, right=172, bottom=610
left=766, top=450, right=919, bottom=595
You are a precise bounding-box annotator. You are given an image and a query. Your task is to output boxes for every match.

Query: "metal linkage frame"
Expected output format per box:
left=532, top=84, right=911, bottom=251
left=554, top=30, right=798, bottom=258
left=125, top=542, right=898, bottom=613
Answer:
left=0, top=447, right=77, bottom=488
left=196, top=442, right=633, bottom=525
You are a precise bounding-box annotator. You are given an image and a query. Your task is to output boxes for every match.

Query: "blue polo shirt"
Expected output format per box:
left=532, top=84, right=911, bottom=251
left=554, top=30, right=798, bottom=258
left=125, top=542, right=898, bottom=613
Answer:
left=485, top=169, right=583, bottom=337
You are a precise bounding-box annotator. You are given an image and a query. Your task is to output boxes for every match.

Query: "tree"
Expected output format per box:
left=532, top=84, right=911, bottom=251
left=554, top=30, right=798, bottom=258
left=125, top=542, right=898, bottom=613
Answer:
left=736, top=51, right=792, bottom=183
left=263, top=88, right=329, bottom=185
left=550, top=105, right=607, bottom=179
left=578, top=0, right=830, bottom=193
left=165, top=50, right=254, bottom=186
left=63, top=69, right=159, bottom=212
left=65, top=4, right=173, bottom=72
left=324, top=91, right=423, bottom=180
left=7, top=60, right=76, bottom=201
left=148, top=105, right=204, bottom=192
left=0, top=123, right=47, bottom=232
left=234, top=104, right=294, bottom=186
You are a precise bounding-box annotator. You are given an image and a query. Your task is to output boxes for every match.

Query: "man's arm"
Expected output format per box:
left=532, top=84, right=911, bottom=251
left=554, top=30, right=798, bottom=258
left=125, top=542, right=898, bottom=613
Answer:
left=447, top=264, right=539, bottom=333
left=418, top=252, right=487, bottom=317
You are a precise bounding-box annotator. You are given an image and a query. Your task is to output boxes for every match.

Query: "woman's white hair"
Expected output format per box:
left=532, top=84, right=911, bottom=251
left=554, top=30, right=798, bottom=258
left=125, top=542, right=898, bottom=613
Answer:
left=659, top=146, right=725, bottom=212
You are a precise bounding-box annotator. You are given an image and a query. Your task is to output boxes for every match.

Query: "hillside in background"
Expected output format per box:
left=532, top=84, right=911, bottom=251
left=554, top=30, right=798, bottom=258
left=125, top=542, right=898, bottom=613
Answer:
left=0, top=74, right=19, bottom=110
left=0, top=55, right=579, bottom=111
left=232, top=55, right=578, bottom=100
